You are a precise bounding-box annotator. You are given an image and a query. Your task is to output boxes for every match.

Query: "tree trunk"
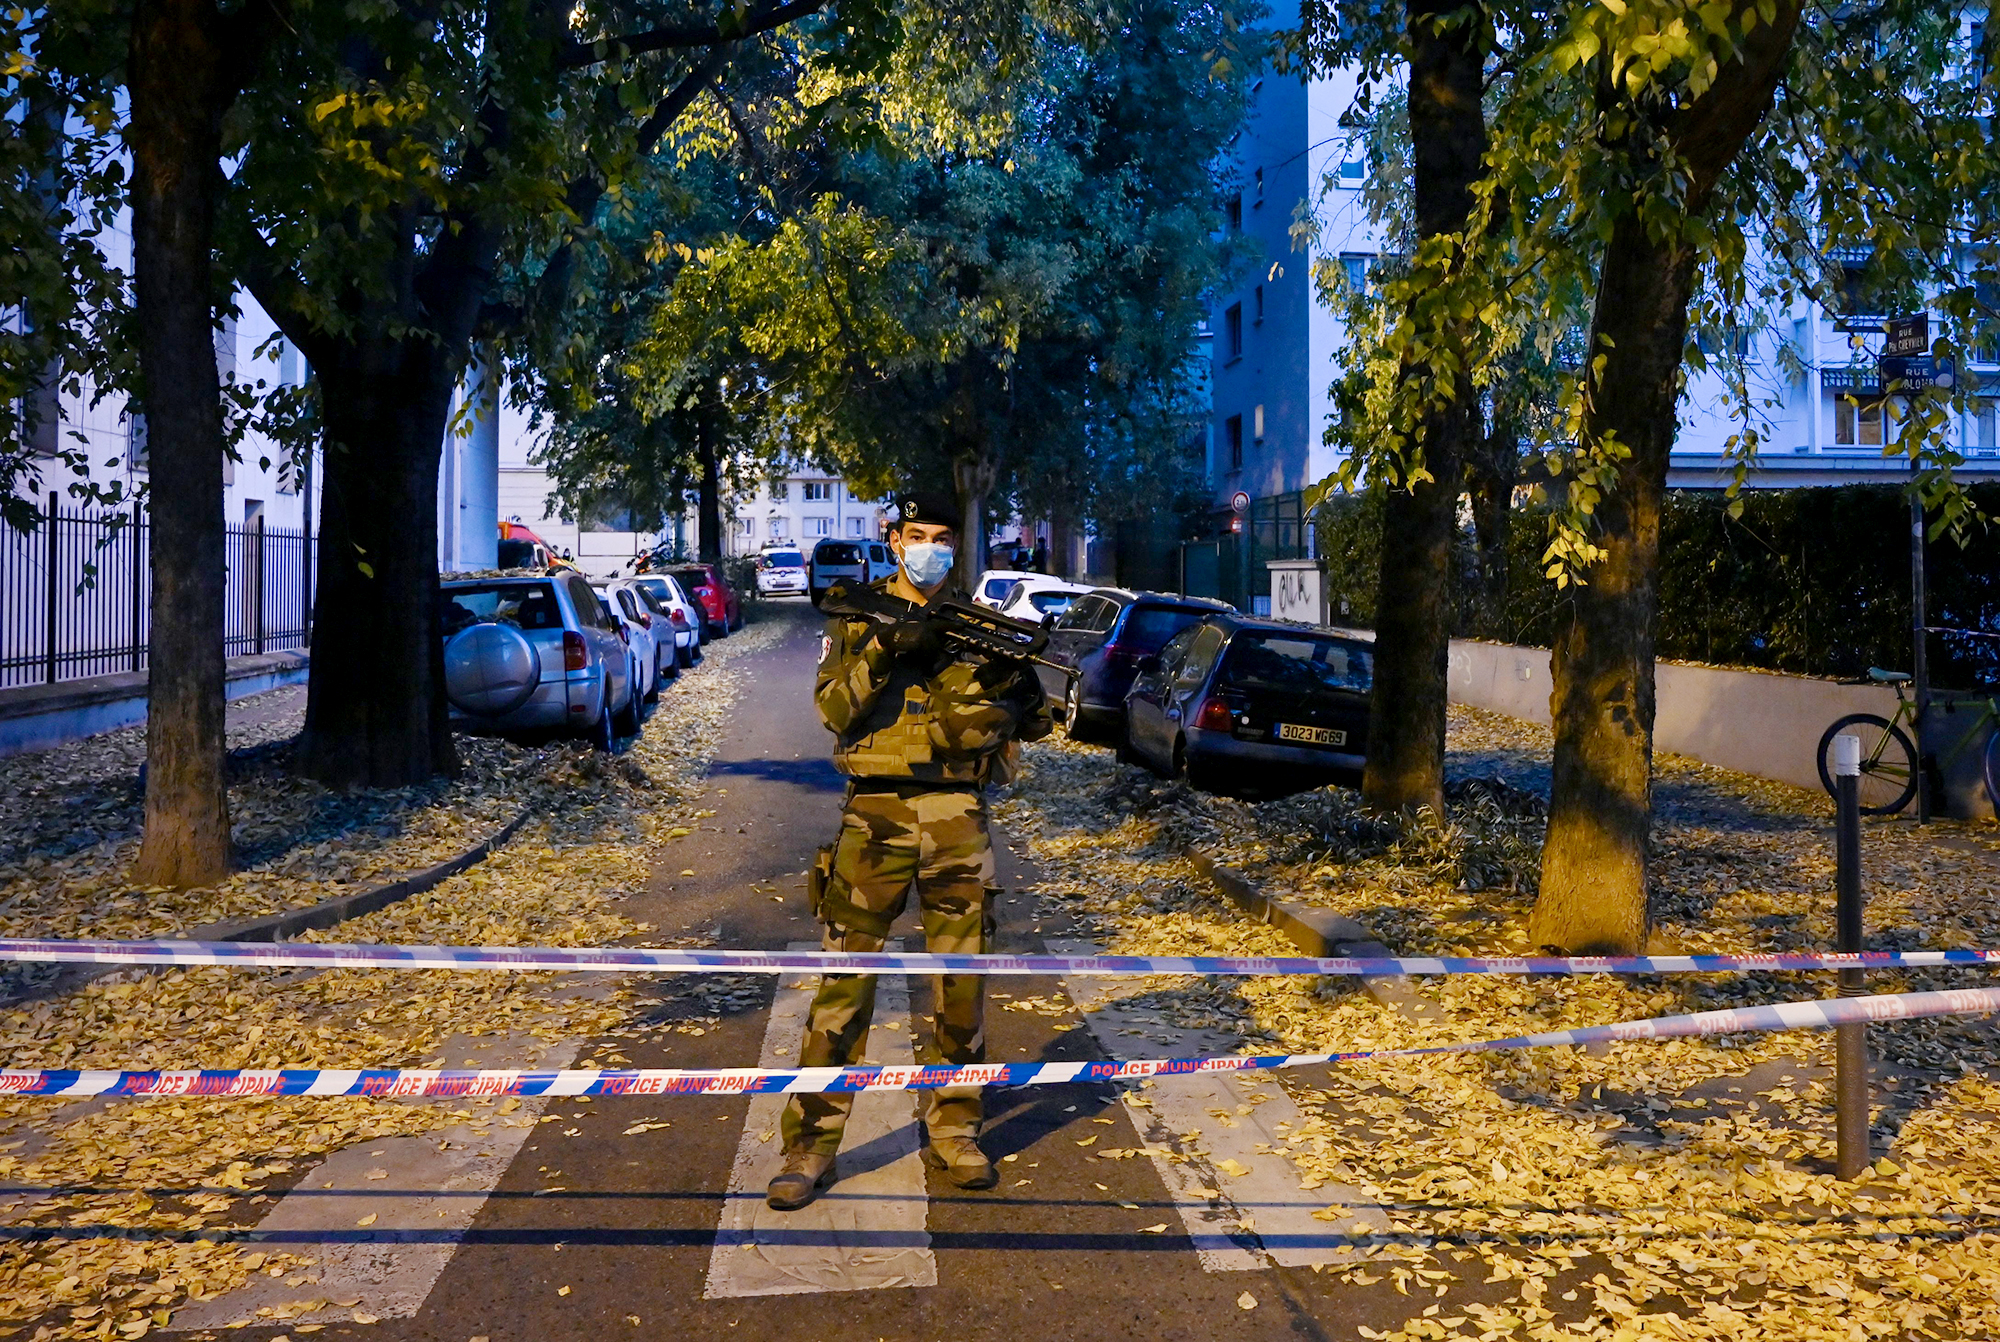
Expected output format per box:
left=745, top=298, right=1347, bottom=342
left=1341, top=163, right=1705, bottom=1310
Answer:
left=128, top=0, right=231, bottom=887
left=1531, top=0, right=1801, bottom=953
left=293, top=336, right=459, bottom=788
left=952, top=448, right=996, bottom=590
left=696, top=408, right=723, bottom=562
left=1466, top=408, right=1518, bottom=636
left=1360, top=0, right=1487, bottom=816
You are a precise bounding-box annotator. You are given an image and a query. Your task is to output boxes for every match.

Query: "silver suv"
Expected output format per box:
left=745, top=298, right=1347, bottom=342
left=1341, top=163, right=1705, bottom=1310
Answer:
left=439, top=571, right=636, bottom=750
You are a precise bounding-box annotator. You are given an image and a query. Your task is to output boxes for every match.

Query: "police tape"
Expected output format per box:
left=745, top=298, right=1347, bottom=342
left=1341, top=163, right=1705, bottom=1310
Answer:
left=3, top=935, right=2000, bottom=979
left=5, top=984, right=1998, bottom=1098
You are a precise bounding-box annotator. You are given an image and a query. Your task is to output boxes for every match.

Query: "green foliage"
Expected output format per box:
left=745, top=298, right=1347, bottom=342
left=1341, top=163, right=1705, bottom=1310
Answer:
left=616, top=0, right=1259, bottom=534
left=1318, top=483, right=2000, bottom=686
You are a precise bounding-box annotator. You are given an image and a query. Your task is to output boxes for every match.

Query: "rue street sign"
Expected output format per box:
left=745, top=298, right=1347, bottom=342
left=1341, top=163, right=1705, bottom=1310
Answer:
left=1883, top=314, right=1929, bottom=360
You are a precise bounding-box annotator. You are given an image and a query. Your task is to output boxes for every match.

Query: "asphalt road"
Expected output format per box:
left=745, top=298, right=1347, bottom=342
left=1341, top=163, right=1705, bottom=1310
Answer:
left=190, top=607, right=1431, bottom=1342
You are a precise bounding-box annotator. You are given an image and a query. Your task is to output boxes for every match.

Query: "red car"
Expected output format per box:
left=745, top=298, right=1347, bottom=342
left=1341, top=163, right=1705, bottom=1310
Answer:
left=665, top=563, right=742, bottom=637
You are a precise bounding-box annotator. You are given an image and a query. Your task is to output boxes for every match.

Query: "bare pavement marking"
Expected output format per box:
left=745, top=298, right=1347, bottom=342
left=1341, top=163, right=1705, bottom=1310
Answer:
left=704, top=942, right=935, bottom=1298
left=170, top=1030, right=580, bottom=1332
left=1045, top=936, right=1387, bottom=1272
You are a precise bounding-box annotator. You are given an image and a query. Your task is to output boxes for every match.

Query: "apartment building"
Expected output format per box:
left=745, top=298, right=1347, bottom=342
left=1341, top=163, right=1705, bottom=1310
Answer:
left=722, top=472, right=890, bottom=557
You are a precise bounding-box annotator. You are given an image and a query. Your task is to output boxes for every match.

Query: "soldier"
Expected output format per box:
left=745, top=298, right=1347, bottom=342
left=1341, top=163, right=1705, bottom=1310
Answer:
left=767, top=491, right=1053, bottom=1210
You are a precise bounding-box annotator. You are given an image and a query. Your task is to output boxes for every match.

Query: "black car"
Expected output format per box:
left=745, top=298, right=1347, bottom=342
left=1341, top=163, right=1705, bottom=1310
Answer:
left=1123, top=615, right=1372, bottom=795
left=1034, top=588, right=1236, bottom=743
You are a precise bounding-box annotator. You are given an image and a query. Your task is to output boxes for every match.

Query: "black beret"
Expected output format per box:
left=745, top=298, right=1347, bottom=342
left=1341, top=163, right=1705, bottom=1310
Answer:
left=893, top=492, right=959, bottom=528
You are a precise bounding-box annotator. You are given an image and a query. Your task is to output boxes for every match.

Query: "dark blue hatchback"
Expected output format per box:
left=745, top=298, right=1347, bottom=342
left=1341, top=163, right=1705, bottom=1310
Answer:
left=1122, top=615, right=1373, bottom=795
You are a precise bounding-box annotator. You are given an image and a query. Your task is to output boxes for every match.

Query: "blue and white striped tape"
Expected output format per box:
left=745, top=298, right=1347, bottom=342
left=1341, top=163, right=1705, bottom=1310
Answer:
left=5, top=984, right=1997, bottom=1098
left=3, top=936, right=1998, bottom=979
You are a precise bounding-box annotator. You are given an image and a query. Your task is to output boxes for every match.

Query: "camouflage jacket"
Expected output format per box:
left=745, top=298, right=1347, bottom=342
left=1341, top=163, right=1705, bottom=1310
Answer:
left=816, top=581, right=1054, bottom=785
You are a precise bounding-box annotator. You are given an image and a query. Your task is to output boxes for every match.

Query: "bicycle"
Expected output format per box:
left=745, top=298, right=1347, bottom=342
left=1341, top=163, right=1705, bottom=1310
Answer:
left=1816, top=668, right=2000, bottom=815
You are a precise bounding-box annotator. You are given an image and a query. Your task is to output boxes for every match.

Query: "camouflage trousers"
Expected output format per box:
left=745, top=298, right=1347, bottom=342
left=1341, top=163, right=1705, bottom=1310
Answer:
left=780, top=783, right=996, bottom=1157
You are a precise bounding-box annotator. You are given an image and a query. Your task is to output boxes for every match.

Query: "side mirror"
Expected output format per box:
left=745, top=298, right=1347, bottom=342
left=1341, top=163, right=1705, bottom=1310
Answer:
left=1136, top=655, right=1161, bottom=675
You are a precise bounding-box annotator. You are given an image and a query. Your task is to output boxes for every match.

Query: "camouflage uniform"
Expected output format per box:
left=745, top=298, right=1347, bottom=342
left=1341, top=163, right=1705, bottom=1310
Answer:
left=780, top=582, right=1054, bottom=1157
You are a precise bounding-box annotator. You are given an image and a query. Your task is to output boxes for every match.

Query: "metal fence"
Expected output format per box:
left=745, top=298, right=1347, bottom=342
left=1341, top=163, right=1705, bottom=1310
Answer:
left=1, top=493, right=316, bottom=691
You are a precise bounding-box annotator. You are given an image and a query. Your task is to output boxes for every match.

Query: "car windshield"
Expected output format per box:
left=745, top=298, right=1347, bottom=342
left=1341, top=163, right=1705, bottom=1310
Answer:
left=495, top=538, right=538, bottom=569
left=815, top=543, right=861, bottom=565
left=440, top=582, right=562, bottom=636
left=761, top=551, right=806, bottom=568
left=1219, top=632, right=1373, bottom=695
left=983, top=577, right=1022, bottom=601
left=1117, top=605, right=1209, bottom=653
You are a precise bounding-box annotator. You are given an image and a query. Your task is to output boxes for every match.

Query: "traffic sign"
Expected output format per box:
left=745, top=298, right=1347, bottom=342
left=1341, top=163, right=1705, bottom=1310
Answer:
left=1879, top=354, right=1954, bottom=390
left=1229, top=490, right=1250, bottom=515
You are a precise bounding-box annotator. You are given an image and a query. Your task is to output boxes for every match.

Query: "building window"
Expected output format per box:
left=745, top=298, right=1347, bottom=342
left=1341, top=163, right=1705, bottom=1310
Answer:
left=802, top=481, right=833, bottom=501
left=1834, top=396, right=1890, bottom=448
left=125, top=409, right=148, bottom=471
left=1253, top=404, right=1265, bottom=443
left=1225, top=304, right=1243, bottom=361
left=1254, top=286, right=1263, bottom=324
left=1225, top=414, right=1244, bottom=471
left=1339, top=253, right=1372, bottom=295
left=1970, top=400, right=1997, bottom=453
left=768, top=517, right=789, bottom=538
left=1253, top=167, right=1264, bottom=203
left=849, top=516, right=866, bottom=536
left=772, top=482, right=791, bottom=502
left=1226, top=193, right=1243, bottom=232
left=737, top=518, right=754, bottom=537
left=806, top=516, right=833, bottom=536
left=1338, top=158, right=1366, bottom=187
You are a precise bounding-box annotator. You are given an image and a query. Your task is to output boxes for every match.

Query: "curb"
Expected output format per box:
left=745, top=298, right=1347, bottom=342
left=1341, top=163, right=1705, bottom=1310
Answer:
left=1183, top=846, right=1438, bottom=1021
left=1, top=805, right=535, bottom=1007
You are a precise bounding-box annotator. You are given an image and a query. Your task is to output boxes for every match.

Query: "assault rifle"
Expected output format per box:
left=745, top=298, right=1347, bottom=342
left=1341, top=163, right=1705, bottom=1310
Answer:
left=820, top=580, right=1076, bottom=680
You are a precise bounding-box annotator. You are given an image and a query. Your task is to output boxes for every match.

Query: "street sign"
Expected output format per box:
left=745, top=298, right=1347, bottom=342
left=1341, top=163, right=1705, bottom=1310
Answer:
left=1883, top=315, right=1929, bottom=360
left=1229, top=490, right=1250, bottom=515
left=1879, top=355, right=1955, bottom=390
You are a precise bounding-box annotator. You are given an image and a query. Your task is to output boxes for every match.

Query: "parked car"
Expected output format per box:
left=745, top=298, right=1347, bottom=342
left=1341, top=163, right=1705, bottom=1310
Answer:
left=970, top=568, right=1034, bottom=609
left=994, top=575, right=1093, bottom=625
left=754, top=545, right=810, bottom=598
left=808, top=537, right=895, bottom=602
left=595, top=583, right=660, bottom=706
left=438, top=571, right=636, bottom=751
left=1123, top=615, right=1372, bottom=796
left=621, top=573, right=703, bottom=669
left=1034, top=588, right=1236, bottom=744
left=665, top=563, right=742, bottom=637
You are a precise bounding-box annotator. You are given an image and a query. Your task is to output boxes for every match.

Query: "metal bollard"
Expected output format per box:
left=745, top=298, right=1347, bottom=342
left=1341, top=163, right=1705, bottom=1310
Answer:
left=1833, top=733, right=1870, bottom=1180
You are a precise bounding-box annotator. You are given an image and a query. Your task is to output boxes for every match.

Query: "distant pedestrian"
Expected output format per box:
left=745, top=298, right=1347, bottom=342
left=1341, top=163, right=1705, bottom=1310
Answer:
left=766, top=490, right=1053, bottom=1211
left=1030, top=541, right=1047, bottom=574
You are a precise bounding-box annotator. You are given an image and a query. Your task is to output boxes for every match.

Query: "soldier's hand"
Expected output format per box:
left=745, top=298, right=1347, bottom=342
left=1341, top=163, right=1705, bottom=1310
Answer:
left=874, top=617, right=942, bottom=659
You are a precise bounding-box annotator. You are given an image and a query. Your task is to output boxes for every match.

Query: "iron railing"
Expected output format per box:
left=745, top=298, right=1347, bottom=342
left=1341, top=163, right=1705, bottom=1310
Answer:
left=0, top=493, right=316, bottom=690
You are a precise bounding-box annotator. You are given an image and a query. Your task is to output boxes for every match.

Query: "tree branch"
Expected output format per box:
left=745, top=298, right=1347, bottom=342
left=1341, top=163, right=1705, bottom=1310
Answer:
left=559, top=0, right=830, bottom=68
left=232, top=225, right=335, bottom=368
left=217, top=0, right=293, bottom=97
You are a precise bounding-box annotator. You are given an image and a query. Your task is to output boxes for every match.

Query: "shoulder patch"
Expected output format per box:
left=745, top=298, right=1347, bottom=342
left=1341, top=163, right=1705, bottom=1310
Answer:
left=819, top=633, right=832, bottom=663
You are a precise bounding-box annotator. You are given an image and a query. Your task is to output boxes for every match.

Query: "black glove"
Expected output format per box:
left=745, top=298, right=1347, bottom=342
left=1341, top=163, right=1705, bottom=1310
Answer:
left=874, top=617, right=944, bottom=659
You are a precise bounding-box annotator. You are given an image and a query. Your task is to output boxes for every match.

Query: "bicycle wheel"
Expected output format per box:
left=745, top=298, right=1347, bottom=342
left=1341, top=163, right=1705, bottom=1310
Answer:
left=1817, top=714, right=1918, bottom=815
left=1983, top=729, right=2000, bottom=816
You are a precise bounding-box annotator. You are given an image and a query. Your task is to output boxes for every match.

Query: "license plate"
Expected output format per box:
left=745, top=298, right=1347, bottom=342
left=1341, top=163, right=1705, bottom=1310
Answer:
left=1278, top=723, right=1346, bottom=746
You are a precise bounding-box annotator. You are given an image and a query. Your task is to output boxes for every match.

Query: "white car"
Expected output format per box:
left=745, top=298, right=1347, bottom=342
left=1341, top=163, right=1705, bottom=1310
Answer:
left=623, top=574, right=703, bottom=670
left=593, top=583, right=658, bottom=709
left=971, top=568, right=1035, bottom=609
left=755, top=546, right=810, bottom=597
left=809, top=536, right=896, bottom=603
left=996, top=575, right=1094, bottom=625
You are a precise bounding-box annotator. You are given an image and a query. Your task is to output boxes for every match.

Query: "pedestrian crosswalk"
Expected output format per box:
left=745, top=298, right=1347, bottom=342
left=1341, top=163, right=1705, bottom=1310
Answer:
left=704, top=942, right=936, bottom=1298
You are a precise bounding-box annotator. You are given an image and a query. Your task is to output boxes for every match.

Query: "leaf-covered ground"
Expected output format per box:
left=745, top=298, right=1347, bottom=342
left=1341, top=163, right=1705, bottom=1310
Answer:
left=993, top=706, right=2000, bottom=1341
left=0, top=610, right=795, bottom=1340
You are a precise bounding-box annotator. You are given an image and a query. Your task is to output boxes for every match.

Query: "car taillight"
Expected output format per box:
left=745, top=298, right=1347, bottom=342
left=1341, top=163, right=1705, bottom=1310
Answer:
left=1194, top=696, right=1234, bottom=731
left=637, top=612, right=652, bottom=628
left=563, top=631, right=587, bottom=671
left=670, top=610, right=689, bottom=627
left=1101, top=644, right=1142, bottom=667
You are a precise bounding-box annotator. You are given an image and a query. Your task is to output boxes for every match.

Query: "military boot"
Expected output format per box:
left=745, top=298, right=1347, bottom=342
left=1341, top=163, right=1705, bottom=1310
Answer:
left=922, top=1136, right=997, bottom=1189
left=765, top=1151, right=838, bottom=1211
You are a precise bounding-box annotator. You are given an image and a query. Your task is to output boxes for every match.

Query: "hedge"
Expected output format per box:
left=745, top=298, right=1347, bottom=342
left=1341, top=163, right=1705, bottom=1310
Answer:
left=1315, top=483, right=2000, bottom=687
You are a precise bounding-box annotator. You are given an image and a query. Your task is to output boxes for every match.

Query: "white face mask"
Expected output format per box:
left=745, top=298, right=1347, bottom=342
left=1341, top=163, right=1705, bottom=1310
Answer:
left=900, top=541, right=955, bottom=589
